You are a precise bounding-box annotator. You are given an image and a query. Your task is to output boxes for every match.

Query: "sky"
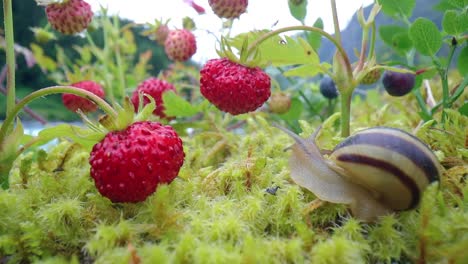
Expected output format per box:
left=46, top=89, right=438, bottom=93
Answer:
left=86, top=0, right=374, bottom=63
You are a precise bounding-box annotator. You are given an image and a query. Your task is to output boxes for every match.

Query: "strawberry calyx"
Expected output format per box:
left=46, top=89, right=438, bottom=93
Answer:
left=141, top=18, right=171, bottom=45
left=216, top=36, right=262, bottom=68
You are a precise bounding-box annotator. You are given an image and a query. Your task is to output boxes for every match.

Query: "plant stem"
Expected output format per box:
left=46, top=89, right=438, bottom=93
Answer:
left=368, top=23, right=377, bottom=59
left=440, top=43, right=457, bottom=121
left=330, top=0, right=342, bottom=44
left=3, top=0, right=15, bottom=116
left=340, top=91, right=352, bottom=137
left=355, top=26, right=369, bottom=73
left=0, top=86, right=117, bottom=144
left=246, top=25, right=353, bottom=81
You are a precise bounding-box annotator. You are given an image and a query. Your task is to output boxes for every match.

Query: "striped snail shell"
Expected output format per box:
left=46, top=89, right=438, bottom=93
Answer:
left=275, top=125, right=442, bottom=221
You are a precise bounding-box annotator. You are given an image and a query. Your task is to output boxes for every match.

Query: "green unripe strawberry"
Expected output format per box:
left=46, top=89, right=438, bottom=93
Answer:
left=360, top=68, right=382, bottom=85
left=268, top=92, right=291, bottom=114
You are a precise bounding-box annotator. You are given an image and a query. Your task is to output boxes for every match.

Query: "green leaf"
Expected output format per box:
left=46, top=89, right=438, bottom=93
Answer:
left=162, top=92, right=200, bottom=117
left=307, top=18, right=324, bottom=51
left=283, top=63, right=331, bottom=77
left=458, top=46, right=468, bottom=76
left=379, top=25, right=413, bottom=54
left=35, top=124, right=104, bottom=151
left=377, top=0, right=415, bottom=19
left=459, top=102, right=468, bottom=117
left=288, top=0, right=308, bottom=23
left=448, top=0, right=467, bottom=9
left=442, top=10, right=468, bottom=35
left=409, top=18, right=442, bottom=56
left=258, top=36, right=320, bottom=67
left=278, top=97, right=303, bottom=121
left=30, top=43, right=57, bottom=71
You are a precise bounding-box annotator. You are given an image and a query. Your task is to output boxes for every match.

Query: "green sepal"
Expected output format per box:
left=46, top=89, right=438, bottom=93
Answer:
left=98, top=97, right=135, bottom=131
left=134, top=94, right=157, bottom=122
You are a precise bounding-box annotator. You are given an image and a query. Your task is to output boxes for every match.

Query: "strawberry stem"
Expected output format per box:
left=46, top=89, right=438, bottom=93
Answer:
left=0, top=86, right=117, bottom=145
left=3, top=0, right=15, bottom=116
left=330, top=0, right=342, bottom=45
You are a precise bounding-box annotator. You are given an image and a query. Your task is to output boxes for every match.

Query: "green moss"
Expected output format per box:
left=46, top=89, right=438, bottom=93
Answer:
left=1, top=110, right=467, bottom=263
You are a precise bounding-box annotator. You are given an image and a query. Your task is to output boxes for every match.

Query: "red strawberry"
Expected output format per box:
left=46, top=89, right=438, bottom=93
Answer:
left=45, top=0, right=93, bottom=35
left=62, top=80, right=105, bottom=113
left=164, top=29, right=197, bottom=62
left=200, top=58, right=271, bottom=115
left=208, top=0, right=248, bottom=19
left=89, top=121, right=185, bottom=203
left=131, top=77, right=176, bottom=119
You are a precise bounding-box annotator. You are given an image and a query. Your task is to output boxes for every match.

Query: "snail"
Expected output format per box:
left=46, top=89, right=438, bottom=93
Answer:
left=274, top=124, right=442, bottom=221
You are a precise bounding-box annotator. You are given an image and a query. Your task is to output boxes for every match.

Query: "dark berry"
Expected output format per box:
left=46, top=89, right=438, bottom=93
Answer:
left=382, top=70, right=415, bottom=97
left=319, top=76, right=339, bottom=99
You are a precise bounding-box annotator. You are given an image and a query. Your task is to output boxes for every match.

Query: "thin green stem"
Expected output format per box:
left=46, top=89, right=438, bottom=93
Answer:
left=355, top=26, right=369, bottom=73
left=115, top=45, right=126, bottom=99
left=368, top=23, right=377, bottom=60
left=246, top=25, right=353, bottom=81
left=414, top=89, right=432, bottom=121
left=3, top=0, right=15, bottom=115
left=0, top=86, right=117, bottom=144
left=443, top=44, right=457, bottom=105
left=340, top=92, right=352, bottom=137
left=330, top=0, right=342, bottom=44
left=432, top=43, right=455, bottom=123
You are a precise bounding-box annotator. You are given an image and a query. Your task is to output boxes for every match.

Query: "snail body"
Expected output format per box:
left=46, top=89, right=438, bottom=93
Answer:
left=276, top=125, right=442, bottom=221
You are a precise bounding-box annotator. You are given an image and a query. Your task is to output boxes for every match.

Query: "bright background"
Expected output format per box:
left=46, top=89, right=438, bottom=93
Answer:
left=86, top=0, right=374, bottom=63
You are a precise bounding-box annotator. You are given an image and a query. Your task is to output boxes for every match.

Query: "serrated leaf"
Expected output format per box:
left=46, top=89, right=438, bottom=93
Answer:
left=35, top=124, right=104, bottom=150
left=458, top=46, right=468, bottom=76
left=392, top=32, right=413, bottom=52
left=442, top=10, right=468, bottom=35
left=226, top=30, right=269, bottom=51
left=283, top=63, right=331, bottom=77
left=379, top=25, right=413, bottom=53
left=259, top=36, right=319, bottom=67
left=162, top=92, right=200, bottom=117
left=409, top=18, right=442, bottom=56
left=307, top=18, right=324, bottom=51
left=288, top=0, right=308, bottom=23
left=377, top=0, right=415, bottom=19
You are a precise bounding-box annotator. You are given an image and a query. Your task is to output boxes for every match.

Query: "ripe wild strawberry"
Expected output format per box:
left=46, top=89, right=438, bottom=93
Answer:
left=62, top=80, right=105, bottom=113
left=131, top=78, right=176, bottom=119
left=164, top=29, right=197, bottom=62
left=89, top=121, right=185, bottom=203
left=200, top=58, right=271, bottom=115
left=45, top=0, right=93, bottom=35
left=209, top=0, right=248, bottom=19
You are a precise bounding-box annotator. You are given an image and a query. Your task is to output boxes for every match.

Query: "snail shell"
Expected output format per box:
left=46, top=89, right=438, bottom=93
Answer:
left=275, top=125, right=442, bottom=221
